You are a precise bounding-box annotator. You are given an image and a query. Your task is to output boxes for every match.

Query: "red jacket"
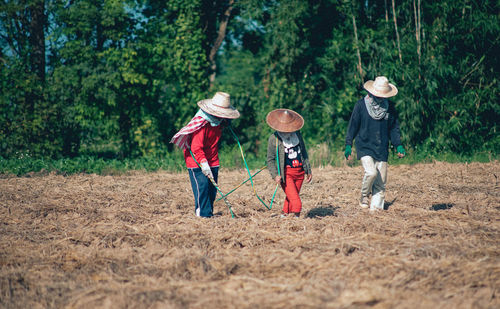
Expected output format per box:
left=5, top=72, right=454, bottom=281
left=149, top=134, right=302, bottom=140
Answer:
left=184, top=124, right=222, bottom=168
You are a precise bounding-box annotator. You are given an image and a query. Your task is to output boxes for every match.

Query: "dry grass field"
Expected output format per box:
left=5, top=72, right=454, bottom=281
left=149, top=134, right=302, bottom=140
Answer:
left=1, top=161, right=499, bottom=308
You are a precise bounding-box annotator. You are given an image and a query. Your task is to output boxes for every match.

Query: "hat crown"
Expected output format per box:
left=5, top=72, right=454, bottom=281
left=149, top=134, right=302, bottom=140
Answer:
left=373, top=76, right=392, bottom=93
left=279, top=110, right=295, bottom=123
left=266, top=109, right=304, bottom=132
left=212, top=92, right=230, bottom=108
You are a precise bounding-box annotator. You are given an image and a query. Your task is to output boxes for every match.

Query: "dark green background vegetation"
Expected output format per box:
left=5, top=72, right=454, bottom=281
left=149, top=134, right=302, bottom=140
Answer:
left=1, top=0, right=498, bottom=174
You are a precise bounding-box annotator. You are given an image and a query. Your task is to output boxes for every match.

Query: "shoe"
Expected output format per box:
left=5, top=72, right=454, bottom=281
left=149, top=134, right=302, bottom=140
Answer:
left=280, top=214, right=288, bottom=218
left=359, top=196, right=369, bottom=209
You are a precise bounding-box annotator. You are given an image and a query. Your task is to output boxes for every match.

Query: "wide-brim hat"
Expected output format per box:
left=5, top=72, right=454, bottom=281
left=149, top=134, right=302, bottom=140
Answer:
left=197, top=92, right=240, bottom=119
left=266, top=109, right=304, bottom=133
left=364, top=76, right=398, bottom=98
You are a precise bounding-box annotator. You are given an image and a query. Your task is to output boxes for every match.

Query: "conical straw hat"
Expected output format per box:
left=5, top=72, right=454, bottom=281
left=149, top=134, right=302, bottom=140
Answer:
left=266, top=109, right=304, bottom=133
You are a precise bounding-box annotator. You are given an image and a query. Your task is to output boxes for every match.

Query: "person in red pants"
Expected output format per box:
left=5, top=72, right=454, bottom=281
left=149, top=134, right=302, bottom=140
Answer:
left=266, top=109, right=312, bottom=217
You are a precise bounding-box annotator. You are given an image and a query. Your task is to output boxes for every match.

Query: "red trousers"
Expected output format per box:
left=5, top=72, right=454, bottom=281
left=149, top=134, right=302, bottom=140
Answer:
left=281, top=167, right=305, bottom=214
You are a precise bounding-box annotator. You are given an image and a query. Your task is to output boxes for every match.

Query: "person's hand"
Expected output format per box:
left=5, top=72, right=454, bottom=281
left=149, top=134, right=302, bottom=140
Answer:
left=306, top=173, right=312, bottom=183
left=397, top=145, right=406, bottom=158
left=275, top=175, right=282, bottom=184
left=200, top=160, right=214, bottom=179
left=345, top=145, right=352, bottom=160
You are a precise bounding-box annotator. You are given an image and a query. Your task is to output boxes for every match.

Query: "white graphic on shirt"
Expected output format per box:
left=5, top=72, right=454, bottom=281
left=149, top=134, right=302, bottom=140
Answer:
left=285, top=146, right=300, bottom=159
left=285, top=146, right=302, bottom=168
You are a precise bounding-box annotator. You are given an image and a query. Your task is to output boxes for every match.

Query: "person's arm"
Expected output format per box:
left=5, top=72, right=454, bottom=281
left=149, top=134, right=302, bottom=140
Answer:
left=266, top=134, right=281, bottom=183
left=389, top=117, right=402, bottom=147
left=389, top=105, right=405, bottom=157
left=344, top=102, right=361, bottom=159
left=190, top=126, right=214, bottom=177
left=297, top=132, right=312, bottom=183
left=190, top=126, right=207, bottom=164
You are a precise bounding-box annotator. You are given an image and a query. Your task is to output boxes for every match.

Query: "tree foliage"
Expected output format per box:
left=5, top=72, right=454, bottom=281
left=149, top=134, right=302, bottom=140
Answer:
left=0, top=0, right=498, bottom=159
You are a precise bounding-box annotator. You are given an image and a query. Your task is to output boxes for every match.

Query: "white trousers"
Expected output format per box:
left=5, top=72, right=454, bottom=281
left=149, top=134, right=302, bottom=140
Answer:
left=360, top=156, right=388, bottom=210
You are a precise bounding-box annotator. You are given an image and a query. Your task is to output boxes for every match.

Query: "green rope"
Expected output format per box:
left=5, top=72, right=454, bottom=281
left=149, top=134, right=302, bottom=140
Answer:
left=216, top=166, right=267, bottom=201
left=276, top=135, right=281, bottom=178
left=187, top=125, right=279, bottom=217
left=189, top=150, right=235, bottom=218
left=228, top=125, right=279, bottom=210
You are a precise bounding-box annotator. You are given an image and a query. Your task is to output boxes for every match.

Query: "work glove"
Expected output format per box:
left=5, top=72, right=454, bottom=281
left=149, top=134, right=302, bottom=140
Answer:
left=344, top=145, right=352, bottom=160
left=396, top=145, right=406, bottom=157
left=200, top=161, right=214, bottom=179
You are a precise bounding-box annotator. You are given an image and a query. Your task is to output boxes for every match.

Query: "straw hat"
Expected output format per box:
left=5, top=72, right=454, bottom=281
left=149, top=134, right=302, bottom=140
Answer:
left=197, top=92, right=240, bottom=119
left=266, top=109, right=304, bottom=133
left=363, top=76, right=398, bottom=98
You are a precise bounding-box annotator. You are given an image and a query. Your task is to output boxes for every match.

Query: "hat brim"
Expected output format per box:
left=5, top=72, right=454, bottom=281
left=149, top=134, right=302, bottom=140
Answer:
left=197, top=99, right=240, bottom=119
left=364, top=80, right=398, bottom=98
left=266, top=109, right=304, bottom=133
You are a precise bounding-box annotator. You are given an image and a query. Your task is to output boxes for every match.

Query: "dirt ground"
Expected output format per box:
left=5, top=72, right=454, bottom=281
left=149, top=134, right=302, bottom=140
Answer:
left=1, top=161, right=499, bottom=308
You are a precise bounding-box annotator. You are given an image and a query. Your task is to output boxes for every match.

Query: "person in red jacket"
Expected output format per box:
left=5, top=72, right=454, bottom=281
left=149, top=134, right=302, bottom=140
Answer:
left=171, top=92, right=240, bottom=217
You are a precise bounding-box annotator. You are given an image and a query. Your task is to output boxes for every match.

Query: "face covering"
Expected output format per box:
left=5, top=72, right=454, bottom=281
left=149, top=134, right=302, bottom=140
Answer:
left=364, top=94, right=388, bottom=120
left=277, top=132, right=299, bottom=148
left=195, top=109, right=222, bottom=127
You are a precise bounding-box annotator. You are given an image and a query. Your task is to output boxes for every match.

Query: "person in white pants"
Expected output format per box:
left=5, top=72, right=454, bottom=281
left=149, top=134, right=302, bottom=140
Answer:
left=360, top=157, right=388, bottom=210
left=344, top=76, right=406, bottom=211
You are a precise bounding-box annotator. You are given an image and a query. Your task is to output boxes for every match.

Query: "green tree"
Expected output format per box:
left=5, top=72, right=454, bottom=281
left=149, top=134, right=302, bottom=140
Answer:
left=1, top=0, right=498, bottom=162
left=0, top=0, right=63, bottom=157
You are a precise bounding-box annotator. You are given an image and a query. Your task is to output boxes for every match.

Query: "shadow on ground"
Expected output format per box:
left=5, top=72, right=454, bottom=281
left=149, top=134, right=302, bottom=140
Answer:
left=306, top=206, right=339, bottom=218
left=430, top=203, right=454, bottom=211
left=384, top=198, right=397, bottom=210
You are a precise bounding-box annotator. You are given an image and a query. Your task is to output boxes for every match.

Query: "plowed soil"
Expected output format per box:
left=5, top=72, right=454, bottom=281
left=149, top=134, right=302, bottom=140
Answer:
left=1, top=162, right=499, bottom=308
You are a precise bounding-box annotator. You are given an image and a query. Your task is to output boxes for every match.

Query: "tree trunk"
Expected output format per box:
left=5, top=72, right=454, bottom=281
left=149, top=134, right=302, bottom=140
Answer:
left=384, top=0, right=389, bottom=23
left=25, top=0, right=46, bottom=115
left=418, top=0, right=421, bottom=61
left=209, top=0, right=234, bottom=87
left=29, top=0, right=46, bottom=81
left=413, top=0, right=421, bottom=67
left=391, top=0, right=402, bottom=63
left=351, top=2, right=364, bottom=83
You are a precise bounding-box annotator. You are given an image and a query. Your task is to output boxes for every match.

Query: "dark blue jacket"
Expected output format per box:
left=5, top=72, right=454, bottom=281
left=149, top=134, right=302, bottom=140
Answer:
left=345, top=98, right=402, bottom=162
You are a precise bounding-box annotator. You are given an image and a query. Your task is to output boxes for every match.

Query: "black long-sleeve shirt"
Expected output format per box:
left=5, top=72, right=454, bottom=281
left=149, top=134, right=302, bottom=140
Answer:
left=345, top=98, right=402, bottom=162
